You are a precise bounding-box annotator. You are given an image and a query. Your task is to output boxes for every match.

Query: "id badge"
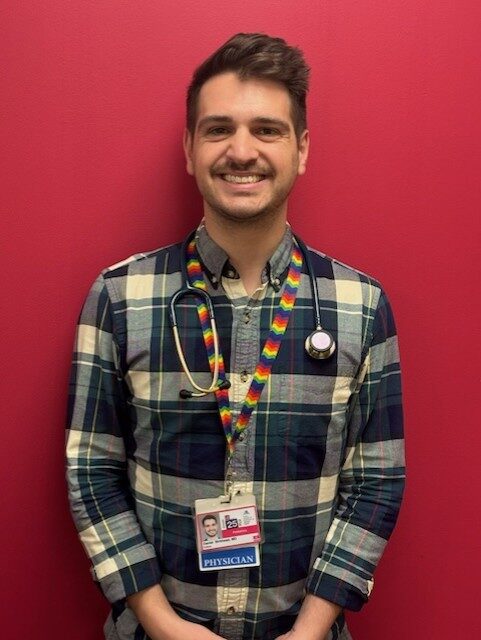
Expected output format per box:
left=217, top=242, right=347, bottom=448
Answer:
left=194, top=493, right=261, bottom=571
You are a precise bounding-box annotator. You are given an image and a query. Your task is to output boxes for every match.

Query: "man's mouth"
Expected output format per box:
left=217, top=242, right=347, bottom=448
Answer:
left=220, top=174, right=266, bottom=184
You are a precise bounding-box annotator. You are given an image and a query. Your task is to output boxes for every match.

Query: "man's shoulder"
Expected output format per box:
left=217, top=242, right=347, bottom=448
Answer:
left=307, top=245, right=382, bottom=290
left=100, top=240, right=183, bottom=281
left=305, top=245, right=391, bottom=319
left=87, top=241, right=185, bottom=306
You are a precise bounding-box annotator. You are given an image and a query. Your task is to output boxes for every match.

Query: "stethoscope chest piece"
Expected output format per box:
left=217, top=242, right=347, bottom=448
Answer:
left=305, top=328, right=336, bottom=360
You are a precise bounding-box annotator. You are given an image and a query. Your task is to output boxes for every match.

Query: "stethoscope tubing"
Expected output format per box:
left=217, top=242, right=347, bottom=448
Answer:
left=294, top=235, right=322, bottom=330
left=169, top=286, right=222, bottom=395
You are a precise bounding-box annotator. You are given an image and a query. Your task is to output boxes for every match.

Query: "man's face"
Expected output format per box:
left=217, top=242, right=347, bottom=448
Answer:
left=203, top=517, right=218, bottom=537
left=184, top=72, right=309, bottom=225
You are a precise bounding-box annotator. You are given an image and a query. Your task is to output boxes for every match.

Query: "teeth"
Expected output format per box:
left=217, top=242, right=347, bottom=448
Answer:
left=222, top=174, right=264, bottom=183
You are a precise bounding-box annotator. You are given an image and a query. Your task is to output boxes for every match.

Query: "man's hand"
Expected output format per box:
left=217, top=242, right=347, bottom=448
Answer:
left=127, top=584, right=225, bottom=640
left=274, top=594, right=341, bottom=640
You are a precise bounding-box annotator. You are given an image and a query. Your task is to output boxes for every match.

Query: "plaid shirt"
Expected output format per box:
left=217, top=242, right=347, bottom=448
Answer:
left=66, top=226, right=404, bottom=640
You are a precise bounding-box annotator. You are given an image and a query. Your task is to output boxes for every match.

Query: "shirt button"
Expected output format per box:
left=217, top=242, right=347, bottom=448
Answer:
left=240, top=370, right=249, bottom=383
left=226, top=606, right=236, bottom=615
left=226, top=269, right=236, bottom=278
left=272, top=277, right=281, bottom=287
left=238, top=432, right=246, bottom=441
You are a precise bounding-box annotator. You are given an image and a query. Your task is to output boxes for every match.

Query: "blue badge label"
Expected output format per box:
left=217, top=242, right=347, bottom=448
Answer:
left=199, top=545, right=260, bottom=571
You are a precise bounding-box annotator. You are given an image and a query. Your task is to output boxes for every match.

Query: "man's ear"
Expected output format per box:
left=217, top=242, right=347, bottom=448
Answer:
left=183, top=128, right=194, bottom=175
left=297, top=129, right=310, bottom=176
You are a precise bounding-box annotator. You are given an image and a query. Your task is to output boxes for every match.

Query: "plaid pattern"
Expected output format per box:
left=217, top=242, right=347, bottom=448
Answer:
left=66, top=226, right=404, bottom=640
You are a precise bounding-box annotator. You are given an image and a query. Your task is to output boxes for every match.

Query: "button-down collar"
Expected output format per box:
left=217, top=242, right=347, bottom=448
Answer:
left=195, top=223, right=294, bottom=291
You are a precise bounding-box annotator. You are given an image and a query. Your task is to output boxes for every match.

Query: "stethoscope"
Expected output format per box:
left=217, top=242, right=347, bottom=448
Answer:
left=169, top=232, right=336, bottom=398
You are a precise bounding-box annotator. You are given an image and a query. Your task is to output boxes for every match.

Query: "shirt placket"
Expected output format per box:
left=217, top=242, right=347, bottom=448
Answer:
left=217, top=286, right=262, bottom=640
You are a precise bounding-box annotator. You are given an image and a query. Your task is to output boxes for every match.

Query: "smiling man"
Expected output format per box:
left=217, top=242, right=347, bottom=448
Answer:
left=66, top=33, right=405, bottom=640
left=185, top=72, right=308, bottom=223
left=202, top=515, right=219, bottom=540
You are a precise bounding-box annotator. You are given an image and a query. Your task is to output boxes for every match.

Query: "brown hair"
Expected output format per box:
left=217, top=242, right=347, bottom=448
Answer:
left=186, top=33, right=310, bottom=139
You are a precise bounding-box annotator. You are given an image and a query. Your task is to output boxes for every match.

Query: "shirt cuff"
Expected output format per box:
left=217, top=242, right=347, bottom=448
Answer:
left=305, top=520, right=381, bottom=611
left=92, top=548, right=162, bottom=604
left=305, top=568, right=373, bottom=611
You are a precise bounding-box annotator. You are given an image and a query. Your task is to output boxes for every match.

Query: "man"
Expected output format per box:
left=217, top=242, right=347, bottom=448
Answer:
left=66, top=33, right=404, bottom=640
left=202, top=515, right=220, bottom=540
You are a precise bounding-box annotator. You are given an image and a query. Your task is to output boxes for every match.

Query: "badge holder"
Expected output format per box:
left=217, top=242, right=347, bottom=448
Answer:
left=194, top=493, right=261, bottom=572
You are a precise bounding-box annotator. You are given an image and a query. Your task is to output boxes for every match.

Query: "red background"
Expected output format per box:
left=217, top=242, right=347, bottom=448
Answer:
left=2, top=1, right=480, bottom=638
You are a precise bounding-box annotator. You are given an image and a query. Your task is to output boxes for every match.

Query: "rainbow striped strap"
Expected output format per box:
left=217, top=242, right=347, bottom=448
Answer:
left=186, top=239, right=231, bottom=439
left=186, top=238, right=303, bottom=457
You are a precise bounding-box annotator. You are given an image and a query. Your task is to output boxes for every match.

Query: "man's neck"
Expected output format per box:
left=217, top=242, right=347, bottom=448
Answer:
left=203, top=213, right=288, bottom=296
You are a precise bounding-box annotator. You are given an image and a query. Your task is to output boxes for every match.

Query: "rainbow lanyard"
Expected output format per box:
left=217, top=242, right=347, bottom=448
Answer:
left=186, top=238, right=303, bottom=457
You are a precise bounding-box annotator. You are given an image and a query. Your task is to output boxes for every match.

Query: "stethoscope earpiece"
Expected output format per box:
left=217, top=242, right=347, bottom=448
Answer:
left=305, top=328, right=336, bottom=360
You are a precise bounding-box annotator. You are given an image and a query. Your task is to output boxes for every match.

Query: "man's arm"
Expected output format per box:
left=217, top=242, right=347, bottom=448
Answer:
left=127, top=585, right=225, bottom=640
left=304, top=287, right=405, bottom=612
left=275, top=594, right=341, bottom=640
left=66, top=274, right=161, bottom=602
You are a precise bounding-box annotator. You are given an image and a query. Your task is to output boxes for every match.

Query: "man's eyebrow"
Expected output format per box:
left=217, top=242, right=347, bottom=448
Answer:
left=196, top=115, right=234, bottom=130
left=250, top=117, right=290, bottom=130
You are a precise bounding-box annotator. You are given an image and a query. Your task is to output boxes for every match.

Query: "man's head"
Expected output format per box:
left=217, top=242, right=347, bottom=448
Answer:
left=187, top=33, right=310, bottom=141
left=184, top=34, right=310, bottom=225
left=202, top=515, right=218, bottom=538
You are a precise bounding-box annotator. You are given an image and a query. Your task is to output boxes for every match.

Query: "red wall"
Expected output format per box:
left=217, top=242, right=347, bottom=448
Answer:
left=2, top=1, right=480, bottom=638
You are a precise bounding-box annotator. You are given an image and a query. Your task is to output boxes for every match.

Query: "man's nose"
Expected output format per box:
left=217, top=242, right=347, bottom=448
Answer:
left=225, top=129, right=259, bottom=166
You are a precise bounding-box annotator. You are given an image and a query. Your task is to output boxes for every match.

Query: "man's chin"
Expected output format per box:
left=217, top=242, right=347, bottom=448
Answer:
left=208, top=202, right=278, bottom=224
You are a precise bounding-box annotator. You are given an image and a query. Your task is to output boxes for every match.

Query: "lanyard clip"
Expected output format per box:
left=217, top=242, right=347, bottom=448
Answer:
left=223, top=477, right=233, bottom=502
left=223, top=460, right=235, bottom=501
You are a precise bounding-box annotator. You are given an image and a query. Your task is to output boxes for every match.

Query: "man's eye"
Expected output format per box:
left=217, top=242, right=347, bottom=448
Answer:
left=257, top=128, right=280, bottom=137
left=207, top=127, right=229, bottom=136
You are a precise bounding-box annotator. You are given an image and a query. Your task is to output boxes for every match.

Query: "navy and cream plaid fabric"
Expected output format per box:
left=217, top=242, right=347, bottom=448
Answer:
left=66, top=226, right=404, bottom=640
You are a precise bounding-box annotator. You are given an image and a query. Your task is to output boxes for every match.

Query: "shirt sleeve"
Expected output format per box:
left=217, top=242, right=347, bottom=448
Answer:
left=65, top=274, right=161, bottom=604
left=305, top=288, right=405, bottom=611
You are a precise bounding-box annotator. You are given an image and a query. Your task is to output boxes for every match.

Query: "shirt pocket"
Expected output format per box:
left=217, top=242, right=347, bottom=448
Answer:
left=266, top=370, right=355, bottom=480
left=270, top=409, right=346, bottom=480
left=274, top=367, right=356, bottom=423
